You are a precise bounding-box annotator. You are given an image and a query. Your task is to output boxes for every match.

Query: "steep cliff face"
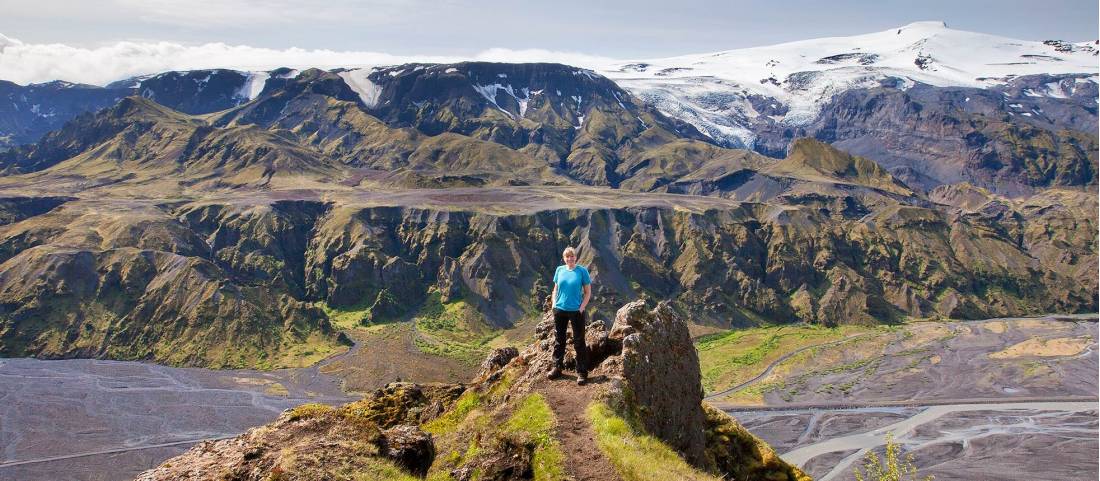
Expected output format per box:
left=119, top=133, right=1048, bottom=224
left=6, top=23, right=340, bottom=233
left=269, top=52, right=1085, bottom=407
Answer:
left=1, top=183, right=1092, bottom=367
left=136, top=299, right=809, bottom=481
left=0, top=198, right=349, bottom=368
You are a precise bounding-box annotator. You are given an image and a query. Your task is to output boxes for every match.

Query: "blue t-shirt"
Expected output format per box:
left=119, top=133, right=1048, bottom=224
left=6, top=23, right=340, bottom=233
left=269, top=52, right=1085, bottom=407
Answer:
left=553, top=265, right=591, bottom=311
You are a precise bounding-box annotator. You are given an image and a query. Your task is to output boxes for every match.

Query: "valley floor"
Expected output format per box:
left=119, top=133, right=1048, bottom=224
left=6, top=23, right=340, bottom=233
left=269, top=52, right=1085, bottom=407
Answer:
left=1, top=314, right=1095, bottom=481
left=708, top=315, right=1099, bottom=480
left=0, top=357, right=353, bottom=481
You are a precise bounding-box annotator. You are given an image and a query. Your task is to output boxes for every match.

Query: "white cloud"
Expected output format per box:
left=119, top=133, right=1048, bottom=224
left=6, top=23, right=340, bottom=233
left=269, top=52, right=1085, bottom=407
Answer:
left=0, top=34, right=619, bottom=86
left=473, top=48, right=618, bottom=68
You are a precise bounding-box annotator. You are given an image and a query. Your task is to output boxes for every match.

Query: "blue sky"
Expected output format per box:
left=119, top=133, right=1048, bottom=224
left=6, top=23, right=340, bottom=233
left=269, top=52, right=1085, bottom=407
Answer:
left=2, top=0, right=1096, bottom=56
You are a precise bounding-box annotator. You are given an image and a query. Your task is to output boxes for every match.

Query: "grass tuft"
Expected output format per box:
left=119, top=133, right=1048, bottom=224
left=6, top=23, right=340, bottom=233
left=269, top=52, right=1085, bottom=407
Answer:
left=422, top=390, right=483, bottom=435
left=503, top=394, right=567, bottom=481
left=587, top=402, right=722, bottom=481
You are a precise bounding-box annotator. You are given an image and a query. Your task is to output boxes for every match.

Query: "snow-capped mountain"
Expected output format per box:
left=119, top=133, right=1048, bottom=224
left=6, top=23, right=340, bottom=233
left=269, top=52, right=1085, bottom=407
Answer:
left=1, top=22, right=1095, bottom=193
left=598, top=21, right=1097, bottom=148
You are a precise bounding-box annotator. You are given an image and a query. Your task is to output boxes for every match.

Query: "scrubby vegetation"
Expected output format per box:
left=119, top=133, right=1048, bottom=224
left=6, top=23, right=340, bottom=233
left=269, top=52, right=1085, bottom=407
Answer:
left=696, top=324, right=877, bottom=393
left=503, top=394, right=567, bottom=481
left=412, top=291, right=501, bottom=364
left=854, top=434, right=934, bottom=481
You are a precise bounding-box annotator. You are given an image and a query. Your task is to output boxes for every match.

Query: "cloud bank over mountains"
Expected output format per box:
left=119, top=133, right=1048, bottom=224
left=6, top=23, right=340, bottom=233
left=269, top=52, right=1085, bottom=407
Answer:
left=0, top=33, right=616, bottom=86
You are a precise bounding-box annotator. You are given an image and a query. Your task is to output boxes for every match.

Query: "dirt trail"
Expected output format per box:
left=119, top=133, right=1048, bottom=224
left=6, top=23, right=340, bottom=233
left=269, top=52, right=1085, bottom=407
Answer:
left=537, top=370, right=621, bottom=481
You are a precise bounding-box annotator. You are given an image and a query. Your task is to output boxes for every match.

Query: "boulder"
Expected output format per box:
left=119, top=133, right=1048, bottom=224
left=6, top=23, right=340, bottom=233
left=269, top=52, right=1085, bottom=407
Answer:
left=605, top=300, right=709, bottom=468
left=377, top=425, right=434, bottom=477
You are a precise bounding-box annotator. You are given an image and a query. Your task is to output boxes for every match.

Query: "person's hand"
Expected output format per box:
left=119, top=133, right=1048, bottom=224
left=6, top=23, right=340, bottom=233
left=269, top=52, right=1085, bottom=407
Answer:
left=580, top=302, right=587, bottom=312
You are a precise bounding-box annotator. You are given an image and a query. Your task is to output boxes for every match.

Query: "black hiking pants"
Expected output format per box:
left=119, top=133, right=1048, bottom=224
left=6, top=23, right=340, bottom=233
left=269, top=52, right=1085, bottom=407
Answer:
left=552, top=308, right=588, bottom=375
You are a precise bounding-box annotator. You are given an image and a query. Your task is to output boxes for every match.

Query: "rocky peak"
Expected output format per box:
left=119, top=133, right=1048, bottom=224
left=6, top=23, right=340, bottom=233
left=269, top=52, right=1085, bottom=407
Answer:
left=769, top=138, right=916, bottom=196
left=362, top=62, right=628, bottom=123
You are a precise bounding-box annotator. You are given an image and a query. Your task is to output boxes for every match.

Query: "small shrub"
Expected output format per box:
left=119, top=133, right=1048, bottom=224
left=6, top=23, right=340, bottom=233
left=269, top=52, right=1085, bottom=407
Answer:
left=287, top=403, right=333, bottom=421
left=854, top=434, right=934, bottom=481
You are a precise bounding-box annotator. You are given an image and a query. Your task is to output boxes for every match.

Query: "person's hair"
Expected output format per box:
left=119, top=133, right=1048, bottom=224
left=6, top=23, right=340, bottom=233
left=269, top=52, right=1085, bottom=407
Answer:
left=562, top=246, right=577, bottom=258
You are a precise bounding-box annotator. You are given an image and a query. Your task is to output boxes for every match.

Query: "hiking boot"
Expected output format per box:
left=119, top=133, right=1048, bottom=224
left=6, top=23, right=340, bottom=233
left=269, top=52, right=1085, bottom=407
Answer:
left=576, top=372, right=588, bottom=386
left=546, top=366, right=562, bottom=380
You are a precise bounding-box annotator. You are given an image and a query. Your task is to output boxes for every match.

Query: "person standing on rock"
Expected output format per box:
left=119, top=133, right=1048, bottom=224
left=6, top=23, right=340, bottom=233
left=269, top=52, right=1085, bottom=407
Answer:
left=548, top=246, right=592, bottom=385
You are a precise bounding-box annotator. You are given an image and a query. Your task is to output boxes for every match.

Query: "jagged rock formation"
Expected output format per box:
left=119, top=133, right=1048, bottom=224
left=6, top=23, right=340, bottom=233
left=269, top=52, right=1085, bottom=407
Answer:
left=137, top=299, right=808, bottom=481
left=2, top=182, right=1093, bottom=367
left=599, top=300, right=709, bottom=466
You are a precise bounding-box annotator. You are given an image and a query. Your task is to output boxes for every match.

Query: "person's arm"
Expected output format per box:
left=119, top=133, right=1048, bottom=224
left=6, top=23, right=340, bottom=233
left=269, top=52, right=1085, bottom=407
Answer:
left=551, top=283, right=558, bottom=309
left=580, top=283, right=591, bottom=312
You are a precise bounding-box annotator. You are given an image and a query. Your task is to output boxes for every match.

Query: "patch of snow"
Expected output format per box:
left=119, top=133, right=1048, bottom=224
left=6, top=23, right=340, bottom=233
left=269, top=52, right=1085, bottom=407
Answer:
left=575, top=114, right=585, bottom=129
left=497, top=73, right=507, bottom=78
left=338, top=69, right=383, bottom=108
left=444, top=68, right=459, bottom=74
left=1042, top=81, right=1070, bottom=98
left=1021, top=112, right=1032, bottom=116
left=275, top=69, right=300, bottom=79
left=473, top=82, right=538, bottom=119
left=236, top=71, right=270, bottom=101
left=595, top=21, right=1098, bottom=147
left=573, top=69, right=598, bottom=80
left=1008, top=103, right=1023, bottom=108
left=612, top=91, right=628, bottom=111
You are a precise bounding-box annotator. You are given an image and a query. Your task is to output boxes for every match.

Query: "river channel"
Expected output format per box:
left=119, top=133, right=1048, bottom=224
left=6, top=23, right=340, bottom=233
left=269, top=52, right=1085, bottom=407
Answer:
left=730, top=401, right=1098, bottom=480
left=0, top=357, right=355, bottom=481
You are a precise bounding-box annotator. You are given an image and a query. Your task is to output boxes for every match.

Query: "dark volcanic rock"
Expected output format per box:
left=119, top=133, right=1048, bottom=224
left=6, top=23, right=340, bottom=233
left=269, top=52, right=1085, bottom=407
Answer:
left=606, top=300, right=708, bottom=467
left=119, top=69, right=254, bottom=115
left=0, top=69, right=260, bottom=150
left=378, top=425, right=435, bottom=476
left=359, top=62, right=713, bottom=187
left=475, top=346, right=519, bottom=382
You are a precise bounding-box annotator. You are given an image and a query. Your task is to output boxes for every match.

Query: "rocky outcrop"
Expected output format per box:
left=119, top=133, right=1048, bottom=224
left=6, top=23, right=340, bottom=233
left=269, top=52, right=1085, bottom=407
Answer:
left=139, top=299, right=807, bottom=481
left=378, top=425, right=435, bottom=476
left=602, top=300, right=709, bottom=466
left=135, top=382, right=462, bottom=481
